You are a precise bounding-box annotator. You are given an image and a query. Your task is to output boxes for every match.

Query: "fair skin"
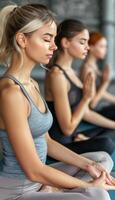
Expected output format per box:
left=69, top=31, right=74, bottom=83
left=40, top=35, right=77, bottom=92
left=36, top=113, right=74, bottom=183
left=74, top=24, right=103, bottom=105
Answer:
left=45, top=30, right=115, bottom=140
left=81, top=37, right=115, bottom=108
left=0, top=21, right=115, bottom=191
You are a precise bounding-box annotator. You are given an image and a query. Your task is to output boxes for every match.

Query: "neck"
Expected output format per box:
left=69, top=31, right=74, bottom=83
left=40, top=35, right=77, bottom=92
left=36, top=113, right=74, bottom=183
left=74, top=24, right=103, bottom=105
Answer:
left=87, top=53, right=97, bottom=67
left=56, top=52, right=73, bottom=70
left=6, top=53, right=35, bottom=83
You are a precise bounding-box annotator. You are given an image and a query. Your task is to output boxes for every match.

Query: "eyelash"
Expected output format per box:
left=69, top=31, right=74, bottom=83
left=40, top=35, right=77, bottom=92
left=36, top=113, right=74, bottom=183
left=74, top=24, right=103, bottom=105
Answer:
left=44, top=39, right=51, bottom=42
left=80, top=41, right=85, bottom=45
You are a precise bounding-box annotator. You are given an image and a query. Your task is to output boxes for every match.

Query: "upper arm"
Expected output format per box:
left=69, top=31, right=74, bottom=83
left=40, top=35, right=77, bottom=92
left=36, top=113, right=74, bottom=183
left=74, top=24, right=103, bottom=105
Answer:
left=82, top=66, right=93, bottom=82
left=49, top=70, right=72, bottom=134
left=0, top=86, right=44, bottom=179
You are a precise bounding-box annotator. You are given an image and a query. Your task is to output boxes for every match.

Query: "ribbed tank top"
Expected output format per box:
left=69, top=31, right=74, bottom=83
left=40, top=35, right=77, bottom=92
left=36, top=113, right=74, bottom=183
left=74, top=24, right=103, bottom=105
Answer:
left=0, top=75, right=53, bottom=179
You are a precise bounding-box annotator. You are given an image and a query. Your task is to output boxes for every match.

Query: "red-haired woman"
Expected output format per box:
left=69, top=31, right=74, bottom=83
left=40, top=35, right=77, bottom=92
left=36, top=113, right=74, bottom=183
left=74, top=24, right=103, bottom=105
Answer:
left=81, top=32, right=115, bottom=110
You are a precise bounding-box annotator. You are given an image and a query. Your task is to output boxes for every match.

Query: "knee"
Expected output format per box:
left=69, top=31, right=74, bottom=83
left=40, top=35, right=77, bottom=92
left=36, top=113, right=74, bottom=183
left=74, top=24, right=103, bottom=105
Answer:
left=98, top=151, right=114, bottom=172
left=86, top=188, right=111, bottom=200
left=96, top=189, right=111, bottom=200
left=100, top=137, right=115, bottom=155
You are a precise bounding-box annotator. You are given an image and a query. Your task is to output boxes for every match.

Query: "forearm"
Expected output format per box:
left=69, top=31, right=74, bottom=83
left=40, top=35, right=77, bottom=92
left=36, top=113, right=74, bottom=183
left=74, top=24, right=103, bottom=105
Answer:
left=33, top=164, right=91, bottom=189
left=47, top=137, right=93, bottom=170
left=91, top=83, right=109, bottom=108
left=83, top=109, right=115, bottom=129
left=71, top=97, right=90, bottom=130
left=103, top=91, right=115, bottom=104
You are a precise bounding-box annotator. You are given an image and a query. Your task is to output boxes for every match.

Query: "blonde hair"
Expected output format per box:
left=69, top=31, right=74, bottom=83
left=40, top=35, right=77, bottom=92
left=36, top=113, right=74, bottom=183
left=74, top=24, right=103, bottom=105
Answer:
left=0, top=3, right=56, bottom=67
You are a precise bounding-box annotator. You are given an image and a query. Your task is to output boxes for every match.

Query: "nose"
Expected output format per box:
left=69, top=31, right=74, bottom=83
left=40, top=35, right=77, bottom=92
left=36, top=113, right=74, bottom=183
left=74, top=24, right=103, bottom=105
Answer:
left=86, top=43, right=90, bottom=50
left=50, top=41, right=57, bottom=51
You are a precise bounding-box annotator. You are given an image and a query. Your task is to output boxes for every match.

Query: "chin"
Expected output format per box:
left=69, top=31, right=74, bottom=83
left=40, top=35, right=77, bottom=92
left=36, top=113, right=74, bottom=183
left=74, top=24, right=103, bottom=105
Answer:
left=43, top=61, right=50, bottom=65
left=40, top=60, right=50, bottom=65
left=97, top=56, right=105, bottom=60
left=80, top=55, right=86, bottom=60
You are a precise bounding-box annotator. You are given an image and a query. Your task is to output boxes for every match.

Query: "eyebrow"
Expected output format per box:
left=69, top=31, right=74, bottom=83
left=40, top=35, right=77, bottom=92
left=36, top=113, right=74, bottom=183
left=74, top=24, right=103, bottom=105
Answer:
left=79, top=38, right=88, bottom=41
left=43, top=33, right=54, bottom=37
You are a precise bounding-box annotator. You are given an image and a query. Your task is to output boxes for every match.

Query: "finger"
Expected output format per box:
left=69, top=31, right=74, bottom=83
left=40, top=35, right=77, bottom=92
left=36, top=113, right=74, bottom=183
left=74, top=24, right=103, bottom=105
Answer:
left=86, top=72, right=92, bottom=83
left=107, top=174, right=115, bottom=185
left=105, top=184, right=115, bottom=191
left=98, top=171, right=106, bottom=181
left=87, top=164, right=100, bottom=178
left=106, top=177, right=113, bottom=186
left=106, top=173, right=115, bottom=186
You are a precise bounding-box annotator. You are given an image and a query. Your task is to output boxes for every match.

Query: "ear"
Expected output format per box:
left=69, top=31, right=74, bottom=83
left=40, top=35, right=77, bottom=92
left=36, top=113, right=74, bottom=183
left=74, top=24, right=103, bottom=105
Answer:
left=15, top=32, right=27, bottom=48
left=61, top=37, right=70, bottom=49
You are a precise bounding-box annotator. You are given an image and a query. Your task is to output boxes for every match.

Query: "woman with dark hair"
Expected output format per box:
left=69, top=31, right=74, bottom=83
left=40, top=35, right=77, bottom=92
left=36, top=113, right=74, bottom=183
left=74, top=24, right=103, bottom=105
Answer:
left=0, top=4, right=114, bottom=200
left=45, top=19, right=115, bottom=155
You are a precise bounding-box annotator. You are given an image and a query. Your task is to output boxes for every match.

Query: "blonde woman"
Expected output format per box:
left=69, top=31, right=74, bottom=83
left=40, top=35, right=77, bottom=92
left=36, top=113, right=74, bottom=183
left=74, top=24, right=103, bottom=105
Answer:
left=0, top=4, right=115, bottom=200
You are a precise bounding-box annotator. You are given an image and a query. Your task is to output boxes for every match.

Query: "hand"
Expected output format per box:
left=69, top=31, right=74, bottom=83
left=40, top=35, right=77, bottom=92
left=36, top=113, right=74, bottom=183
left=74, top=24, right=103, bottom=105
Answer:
left=39, top=185, right=63, bottom=192
left=83, top=72, right=95, bottom=102
left=90, top=171, right=115, bottom=190
left=90, top=99, right=98, bottom=109
left=102, top=64, right=110, bottom=83
left=74, top=133, right=90, bottom=142
left=86, top=162, right=115, bottom=186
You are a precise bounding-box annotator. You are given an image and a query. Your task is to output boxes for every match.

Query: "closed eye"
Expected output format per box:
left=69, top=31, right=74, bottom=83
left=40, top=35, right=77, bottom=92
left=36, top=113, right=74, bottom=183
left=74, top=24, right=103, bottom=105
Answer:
left=44, top=39, right=51, bottom=42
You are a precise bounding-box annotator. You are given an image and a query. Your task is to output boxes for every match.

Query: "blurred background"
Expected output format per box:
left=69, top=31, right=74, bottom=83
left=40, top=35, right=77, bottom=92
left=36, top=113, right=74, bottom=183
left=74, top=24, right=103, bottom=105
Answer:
left=0, top=1, right=115, bottom=198
left=0, top=0, right=115, bottom=89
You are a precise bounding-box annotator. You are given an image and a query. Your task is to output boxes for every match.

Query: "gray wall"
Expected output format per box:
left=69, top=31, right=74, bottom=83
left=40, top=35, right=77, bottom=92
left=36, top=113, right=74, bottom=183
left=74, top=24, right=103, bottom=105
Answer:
left=0, top=0, right=101, bottom=30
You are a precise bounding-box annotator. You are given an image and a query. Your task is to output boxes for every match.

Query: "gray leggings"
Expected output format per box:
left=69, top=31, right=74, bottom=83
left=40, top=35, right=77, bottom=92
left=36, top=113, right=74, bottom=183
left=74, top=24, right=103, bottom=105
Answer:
left=0, top=152, right=113, bottom=200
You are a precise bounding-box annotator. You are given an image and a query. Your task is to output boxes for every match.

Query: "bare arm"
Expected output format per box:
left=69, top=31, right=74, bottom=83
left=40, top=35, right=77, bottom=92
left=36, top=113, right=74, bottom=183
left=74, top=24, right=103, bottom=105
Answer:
left=83, top=107, right=115, bottom=129
left=49, top=70, right=91, bottom=136
left=103, top=91, right=115, bottom=104
left=81, top=64, right=110, bottom=108
left=90, top=81, right=109, bottom=108
left=90, top=65, right=111, bottom=108
left=1, top=85, right=115, bottom=190
left=0, top=85, right=92, bottom=189
left=46, top=133, right=93, bottom=170
left=46, top=133, right=115, bottom=189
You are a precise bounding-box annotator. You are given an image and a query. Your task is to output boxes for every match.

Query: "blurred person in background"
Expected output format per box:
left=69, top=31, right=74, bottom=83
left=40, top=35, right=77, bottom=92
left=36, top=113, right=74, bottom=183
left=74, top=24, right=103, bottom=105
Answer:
left=45, top=19, right=115, bottom=154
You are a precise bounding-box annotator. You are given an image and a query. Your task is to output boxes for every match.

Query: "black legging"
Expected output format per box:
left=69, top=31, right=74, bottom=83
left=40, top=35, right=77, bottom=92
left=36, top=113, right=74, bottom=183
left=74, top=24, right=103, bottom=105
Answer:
left=65, top=128, right=115, bottom=155
left=97, top=104, right=115, bottom=140
left=65, top=104, right=115, bottom=155
left=47, top=134, right=115, bottom=164
left=48, top=104, right=115, bottom=160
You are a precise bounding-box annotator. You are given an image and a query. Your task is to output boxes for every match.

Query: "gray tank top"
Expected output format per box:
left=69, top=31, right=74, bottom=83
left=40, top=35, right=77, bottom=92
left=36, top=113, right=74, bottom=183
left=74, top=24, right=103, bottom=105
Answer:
left=0, top=75, right=53, bottom=179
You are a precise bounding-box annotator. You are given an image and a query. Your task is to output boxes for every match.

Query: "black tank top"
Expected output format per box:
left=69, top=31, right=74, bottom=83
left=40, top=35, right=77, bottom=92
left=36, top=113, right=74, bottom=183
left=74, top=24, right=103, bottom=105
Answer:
left=46, top=64, right=83, bottom=144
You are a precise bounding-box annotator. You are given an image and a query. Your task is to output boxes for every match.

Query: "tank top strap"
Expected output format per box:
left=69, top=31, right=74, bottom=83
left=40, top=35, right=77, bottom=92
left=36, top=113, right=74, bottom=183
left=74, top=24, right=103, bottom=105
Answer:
left=54, top=64, right=75, bottom=85
left=30, top=79, right=49, bottom=111
left=1, top=74, right=49, bottom=113
left=1, top=74, right=34, bottom=104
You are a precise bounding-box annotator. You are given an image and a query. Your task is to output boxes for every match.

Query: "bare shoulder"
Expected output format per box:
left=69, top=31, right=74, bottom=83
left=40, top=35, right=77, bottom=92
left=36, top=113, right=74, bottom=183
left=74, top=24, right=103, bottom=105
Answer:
left=83, top=64, right=95, bottom=75
left=48, top=66, right=65, bottom=82
left=46, top=66, right=68, bottom=95
left=0, top=79, right=24, bottom=107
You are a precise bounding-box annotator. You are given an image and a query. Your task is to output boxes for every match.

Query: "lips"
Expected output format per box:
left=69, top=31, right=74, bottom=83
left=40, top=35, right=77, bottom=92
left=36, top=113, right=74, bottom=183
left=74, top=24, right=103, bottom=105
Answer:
left=83, top=52, right=88, bottom=56
left=46, top=54, right=53, bottom=59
